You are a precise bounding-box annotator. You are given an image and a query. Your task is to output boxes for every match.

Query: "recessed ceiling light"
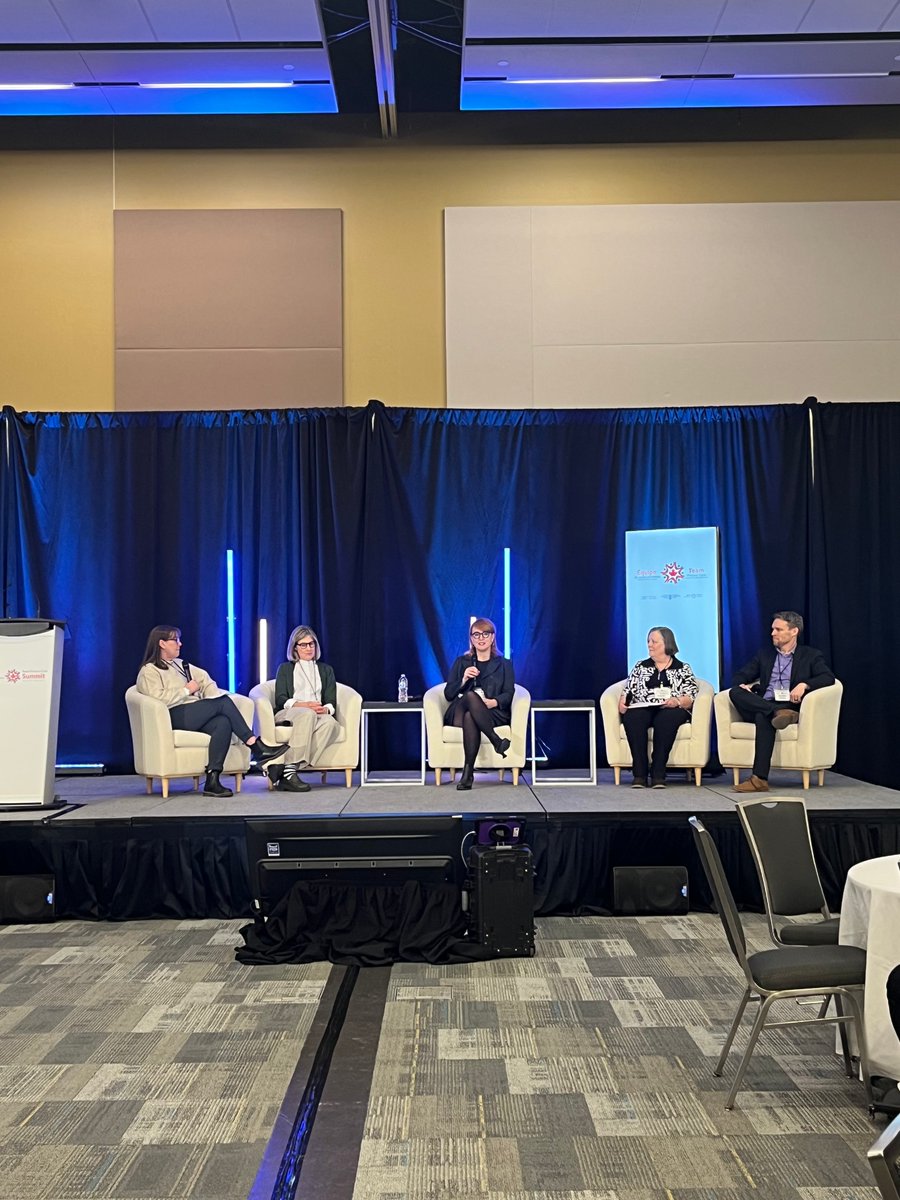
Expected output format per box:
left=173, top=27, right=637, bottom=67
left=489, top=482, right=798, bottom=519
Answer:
left=497, top=60, right=509, bottom=67
left=141, top=81, right=295, bottom=89
left=283, top=64, right=295, bottom=71
left=508, top=77, right=662, bottom=85
left=0, top=83, right=74, bottom=90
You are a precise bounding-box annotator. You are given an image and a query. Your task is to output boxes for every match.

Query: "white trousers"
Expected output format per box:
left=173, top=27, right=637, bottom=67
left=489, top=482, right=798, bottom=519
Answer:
left=274, top=707, right=341, bottom=766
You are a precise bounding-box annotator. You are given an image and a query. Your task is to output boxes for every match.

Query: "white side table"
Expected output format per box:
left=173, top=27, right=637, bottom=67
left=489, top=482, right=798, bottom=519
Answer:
left=361, top=701, right=426, bottom=786
left=530, top=699, right=597, bottom=786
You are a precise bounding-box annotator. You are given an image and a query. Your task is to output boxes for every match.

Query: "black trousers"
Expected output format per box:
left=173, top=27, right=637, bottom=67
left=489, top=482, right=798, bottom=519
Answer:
left=621, top=706, right=689, bottom=782
left=169, top=697, right=253, bottom=772
left=728, top=686, right=801, bottom=779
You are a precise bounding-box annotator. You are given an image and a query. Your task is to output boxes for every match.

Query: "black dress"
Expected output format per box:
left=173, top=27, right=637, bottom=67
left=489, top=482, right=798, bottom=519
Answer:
left=443, top=654, right=515, bottom=728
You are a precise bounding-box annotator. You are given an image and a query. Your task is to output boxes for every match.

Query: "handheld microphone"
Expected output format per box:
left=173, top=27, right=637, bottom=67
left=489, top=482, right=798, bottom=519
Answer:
left=183, top=661, right=193, bottom=681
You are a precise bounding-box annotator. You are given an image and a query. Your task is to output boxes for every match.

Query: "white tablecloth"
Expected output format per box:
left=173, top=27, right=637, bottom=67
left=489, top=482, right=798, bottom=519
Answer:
left=839, top=854, right=900, bottom=1080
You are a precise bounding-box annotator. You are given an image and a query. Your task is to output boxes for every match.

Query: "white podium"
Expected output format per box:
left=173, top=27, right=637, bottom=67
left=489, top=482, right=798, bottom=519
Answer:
left=0, top=620, right=65, bottom=807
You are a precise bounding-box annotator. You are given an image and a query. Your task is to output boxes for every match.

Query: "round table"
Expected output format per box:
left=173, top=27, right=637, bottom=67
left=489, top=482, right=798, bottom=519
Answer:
left=839, top=854, right=900, bottom=1080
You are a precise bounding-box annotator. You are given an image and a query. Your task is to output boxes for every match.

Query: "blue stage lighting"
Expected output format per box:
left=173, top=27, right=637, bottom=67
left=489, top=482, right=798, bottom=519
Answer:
left=504, top=547, right=511, bottom=658
left=226, top=549, right=236, bottom=694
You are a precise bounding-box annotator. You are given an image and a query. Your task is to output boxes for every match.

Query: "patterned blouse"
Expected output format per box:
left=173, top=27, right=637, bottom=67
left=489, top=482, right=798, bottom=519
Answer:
left=624, top=656, right=699, bottom=713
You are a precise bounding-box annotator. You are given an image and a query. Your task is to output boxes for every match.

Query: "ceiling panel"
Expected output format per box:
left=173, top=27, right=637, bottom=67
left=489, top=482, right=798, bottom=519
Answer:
left=139, top=0, right=239, bottom=42
left=464, top=0, right=640, bottom=40
left=628, top=0, right=730, bottom=38
left=229, top=0, right=325, bottom=42
left=48, top=0, right=155, bottom=42
left=0, top=48, right=87, bottom=82
left=80, top=47, right=331, bottom=84
left=698, top=38, right=900, bottom=74
left=464, top=42, right=709, bottom=78
left=714, top=0, right=810, bottom=36
left=799, top=0, right=898, bottom=33
left=0, top=0, right=70, bottom=41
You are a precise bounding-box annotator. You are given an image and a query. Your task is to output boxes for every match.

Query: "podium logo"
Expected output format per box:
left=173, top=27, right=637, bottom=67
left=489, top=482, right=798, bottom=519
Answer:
left=3, top=668, right=47, bottom=683
left=662, top=561, right=685, bottom=584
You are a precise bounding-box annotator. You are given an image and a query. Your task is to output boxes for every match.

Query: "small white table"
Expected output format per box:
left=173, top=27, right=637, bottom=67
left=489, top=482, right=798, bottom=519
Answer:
left=529, top=699, right=597, bottom=786
left=839, top=854, right=900, bottom=1081
left=360, top=701, right=426, bottom=786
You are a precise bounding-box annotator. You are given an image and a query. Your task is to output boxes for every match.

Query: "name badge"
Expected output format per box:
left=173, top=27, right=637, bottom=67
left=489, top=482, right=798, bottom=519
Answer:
left=773, top=688, right=790, bottom=702
left=650, top=686, right=672, bottom=701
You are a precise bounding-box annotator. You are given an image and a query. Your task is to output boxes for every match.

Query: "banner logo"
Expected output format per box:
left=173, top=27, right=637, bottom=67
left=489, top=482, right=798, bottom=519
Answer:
left=5, top=669, right=20, bottom=683
left=661, top=561, right=685, bottom=584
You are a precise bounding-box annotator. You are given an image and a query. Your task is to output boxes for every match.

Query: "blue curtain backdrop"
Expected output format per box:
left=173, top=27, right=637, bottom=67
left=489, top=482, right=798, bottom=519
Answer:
left=1, top=400, right=827, bottom=776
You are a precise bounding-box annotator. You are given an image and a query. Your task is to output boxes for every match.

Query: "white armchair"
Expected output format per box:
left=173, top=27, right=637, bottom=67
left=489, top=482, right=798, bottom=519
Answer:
left=423, top=683, right=530, bottom=786
left=599, top=678, right=714, bottom=786
left=714, top=680, right=843, bottom=789
left=125, top=686, right=253, bottom=797
left=249, top=680, right=362, bottom=787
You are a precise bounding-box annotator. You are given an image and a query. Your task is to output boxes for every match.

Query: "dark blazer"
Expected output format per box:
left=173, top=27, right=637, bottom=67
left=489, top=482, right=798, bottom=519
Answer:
left=274, top=660, right=337, bottom=716
left=443, top=654, right=515, bottom=724
left=731, top=644, right=834, bottom=695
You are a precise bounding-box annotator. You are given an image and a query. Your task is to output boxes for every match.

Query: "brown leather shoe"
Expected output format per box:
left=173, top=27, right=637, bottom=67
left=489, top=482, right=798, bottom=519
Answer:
left=733, top=775, right=770, bottom=793
left=771, top=709, right=800, bottom=730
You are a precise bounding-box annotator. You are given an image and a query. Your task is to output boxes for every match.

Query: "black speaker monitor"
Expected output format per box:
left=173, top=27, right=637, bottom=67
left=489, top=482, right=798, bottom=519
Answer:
left=0, top=875, right=56, bottom=923
left=613, top=865, right=689, bottom=916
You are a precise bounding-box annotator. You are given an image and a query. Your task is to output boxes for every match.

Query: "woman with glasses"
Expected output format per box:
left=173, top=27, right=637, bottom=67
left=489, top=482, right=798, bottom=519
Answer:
left=443, top=617, right=514, bottom=791
left=137, top=625, right=286, bottom=797
left=270, top=625, right=341, bottom=793
left=618, top=625, right=699, bottom=789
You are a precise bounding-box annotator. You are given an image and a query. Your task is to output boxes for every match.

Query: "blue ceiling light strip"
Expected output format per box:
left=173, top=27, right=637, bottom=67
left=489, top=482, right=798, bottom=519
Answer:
left=226, top=549, right=236, bottom=694
left=504, top=547, right=511, bottom=658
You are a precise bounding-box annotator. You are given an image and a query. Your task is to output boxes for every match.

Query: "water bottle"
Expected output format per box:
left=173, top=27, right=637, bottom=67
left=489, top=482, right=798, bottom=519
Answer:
left=398, top=673, right=408, bottom=703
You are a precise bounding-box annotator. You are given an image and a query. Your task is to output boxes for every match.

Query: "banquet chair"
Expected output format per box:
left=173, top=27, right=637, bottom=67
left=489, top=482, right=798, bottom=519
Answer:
left=599, top=678, right=714, bottom=785
left=423, top=683, right=530, bottom=786
left=714, top=680, right=843, bottom=789
left=125, top=685, right=253, bottom=797
left=249, top=680, right=362, bottom=787
left=869, top=1112, right=900, bottom=1200
left=735, top=797, right=840, bottom=947
left=689, top=815, right=872, bottom=1110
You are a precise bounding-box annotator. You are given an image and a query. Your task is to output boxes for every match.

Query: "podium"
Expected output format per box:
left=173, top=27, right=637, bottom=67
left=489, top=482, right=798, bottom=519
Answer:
left=0, top=620, right=65, bottom=807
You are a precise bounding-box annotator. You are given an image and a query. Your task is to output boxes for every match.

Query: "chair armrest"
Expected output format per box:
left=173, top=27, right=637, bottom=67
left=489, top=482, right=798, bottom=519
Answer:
left=249, top=684, right=277, bottom=742
left=125, top=686, right=178, bottom=776
left=599, top=680, right=627, bottom=759
left=795, top=680, right=843, bottom=759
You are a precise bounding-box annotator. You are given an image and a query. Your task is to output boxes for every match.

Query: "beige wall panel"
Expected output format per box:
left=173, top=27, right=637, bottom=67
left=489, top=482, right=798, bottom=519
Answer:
left=445, top=207, right=533, bottom=409
left=531, top=202, right=900, bottom=347
left=115, top=348, right=342, bottom=411
left=114, top=208, right=342, bottom=350
left=534, top=341, right=900, bottom=408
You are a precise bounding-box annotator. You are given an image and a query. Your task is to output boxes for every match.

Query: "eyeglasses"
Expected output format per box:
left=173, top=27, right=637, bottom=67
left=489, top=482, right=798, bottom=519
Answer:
left=295, top=640, right=316, bottom=650
left=471, top=631, right=493, bottom=640
left=162, top=637, right=181, bottom=643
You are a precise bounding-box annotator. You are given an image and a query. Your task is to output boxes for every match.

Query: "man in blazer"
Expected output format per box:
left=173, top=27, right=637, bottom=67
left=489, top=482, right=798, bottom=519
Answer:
left=730, top=610, right=835, bottom=793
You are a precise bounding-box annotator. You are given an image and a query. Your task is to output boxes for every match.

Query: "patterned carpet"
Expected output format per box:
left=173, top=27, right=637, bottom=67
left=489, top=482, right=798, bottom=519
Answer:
left=353, top=913, right=882, bottom=1200
left=0, top=918, right=329, bottom=1200
left=0, top=912, right=885, bottom=1200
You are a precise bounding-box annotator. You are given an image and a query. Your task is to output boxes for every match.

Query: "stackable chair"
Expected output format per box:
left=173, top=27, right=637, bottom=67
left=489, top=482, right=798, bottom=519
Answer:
left=714, top=680, right=843, bottom=789
left=735, top=797, right=839, bottom=946
left=869, top=1112, right=900, bottom=1198
left=125, top=686, right=253, bottom=797
left=599, top=678, right=714, bottom=785
left=689, top=815, right=872, bottom=1110
left=249, top=680, right=362, bottom=787
left=423, top=683, right=530, bottom=786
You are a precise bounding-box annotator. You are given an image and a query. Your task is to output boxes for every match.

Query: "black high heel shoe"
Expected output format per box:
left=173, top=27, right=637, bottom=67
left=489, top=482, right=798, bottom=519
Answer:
left=494, top=737, right=510, bottom=759
left=456, top=764, right=474, bottom=791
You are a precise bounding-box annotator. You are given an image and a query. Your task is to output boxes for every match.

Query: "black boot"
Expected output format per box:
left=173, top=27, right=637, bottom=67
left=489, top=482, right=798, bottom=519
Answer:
left=250, top=739, right=288, bottom=767
left=203, top=770, right=233, bottom=798
left=456, top=763, right=474, bottom=791
left=277, top=773, right=311, bottom=794
left=493, top=737, right=510, bottom=758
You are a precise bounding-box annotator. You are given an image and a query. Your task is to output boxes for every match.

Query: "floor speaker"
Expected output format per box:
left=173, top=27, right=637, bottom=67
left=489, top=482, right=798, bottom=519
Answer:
left=0, top=875, right=56, bottom=923
left=613, top=866, right=689, bottom=916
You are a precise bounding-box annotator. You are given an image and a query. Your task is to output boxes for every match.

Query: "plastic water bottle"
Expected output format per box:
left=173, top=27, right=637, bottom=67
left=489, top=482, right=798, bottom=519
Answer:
left=398, top=673, right=408, bottom=703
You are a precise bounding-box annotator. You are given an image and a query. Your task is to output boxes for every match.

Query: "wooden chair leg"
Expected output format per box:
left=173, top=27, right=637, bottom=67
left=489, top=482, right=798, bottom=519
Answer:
left=732, top=768, right=740, bottom=786
left=162, top=778, right=170, bottom=799
left=802, top=770, right=810, bottom=790
left=345, top=769, right=352, bottom=787
left=818, top=768, right=826, bottom=786
left=694, top=767, right=702, bottom=786
left=499, top=769, right=505, bottom=783
left=450, top=769, right=456, bottom=783
left=512, top=768, right=519, bottom=786
left=435, top=769, right=441, bottom=786
left=321, top=772, right=327, bottom=785
left=613, top=766, right=621, bottom=785
left=234, top=774, right=242, bottom=793
left=192, top=776, right=200, bottom=791
left=145, top=778, right=153, bottom=794
left=267, top=774, right=274, bottom=791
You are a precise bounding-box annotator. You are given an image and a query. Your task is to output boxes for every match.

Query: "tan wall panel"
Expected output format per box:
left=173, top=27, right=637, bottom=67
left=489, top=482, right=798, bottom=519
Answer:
left=115, top=348, right=342, bottom=411
left=114, top=208, right=341, bottom=350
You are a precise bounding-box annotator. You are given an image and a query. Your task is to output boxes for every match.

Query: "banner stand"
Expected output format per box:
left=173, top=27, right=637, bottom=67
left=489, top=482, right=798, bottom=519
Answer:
left=0, top=619, right=66, bottom=809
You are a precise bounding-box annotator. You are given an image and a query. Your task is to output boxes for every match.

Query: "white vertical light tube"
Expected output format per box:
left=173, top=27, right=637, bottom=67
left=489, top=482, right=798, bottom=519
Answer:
left=503, top=547, right=511, bottom=658
left=226, top=549, right=236, bottom=693
left=258, top=619, right=268, bottom=685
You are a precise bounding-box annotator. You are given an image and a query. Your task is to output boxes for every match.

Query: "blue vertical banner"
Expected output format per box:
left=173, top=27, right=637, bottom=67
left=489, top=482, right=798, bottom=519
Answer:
left=625, top=527, right=721, bottom=689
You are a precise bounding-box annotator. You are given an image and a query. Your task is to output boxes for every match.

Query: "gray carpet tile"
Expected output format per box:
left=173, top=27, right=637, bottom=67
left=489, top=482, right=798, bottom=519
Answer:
left=353, top=912, right=882, bottom=1200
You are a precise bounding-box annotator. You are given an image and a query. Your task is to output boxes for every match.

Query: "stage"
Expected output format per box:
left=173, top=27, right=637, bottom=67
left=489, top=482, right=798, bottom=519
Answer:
left=1, top=768, right=898, bottom=924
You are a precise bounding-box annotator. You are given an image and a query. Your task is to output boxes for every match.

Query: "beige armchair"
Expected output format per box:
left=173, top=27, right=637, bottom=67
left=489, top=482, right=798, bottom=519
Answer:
left=714, top=680, right=843, bottom=789
left=125, top=686, right=253, bottom=797
left=423, top=683, right=530, bottom=786
left=249, top=680, right=362, bottom=787
left=599, top=678, right=714, bottom=785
